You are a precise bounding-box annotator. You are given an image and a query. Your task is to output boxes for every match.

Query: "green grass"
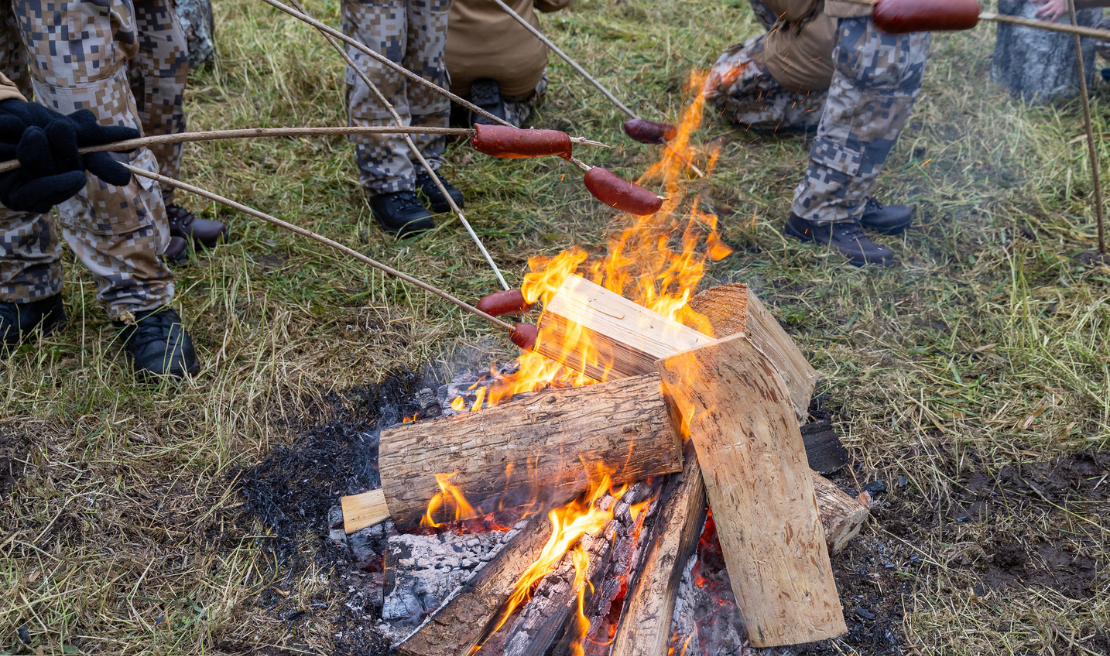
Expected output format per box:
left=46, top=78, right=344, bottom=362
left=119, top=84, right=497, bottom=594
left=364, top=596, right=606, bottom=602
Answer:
left=2, top=0, right=1108, bottom=653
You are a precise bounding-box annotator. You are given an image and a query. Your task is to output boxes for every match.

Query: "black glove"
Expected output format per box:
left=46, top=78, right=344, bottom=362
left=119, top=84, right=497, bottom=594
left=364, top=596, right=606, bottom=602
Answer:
left=0, top=98, right=141, bottom=214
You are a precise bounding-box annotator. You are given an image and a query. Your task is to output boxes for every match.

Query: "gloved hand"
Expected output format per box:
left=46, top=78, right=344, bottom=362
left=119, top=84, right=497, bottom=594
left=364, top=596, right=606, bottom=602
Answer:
left=0, top=98, right=141, bottom=214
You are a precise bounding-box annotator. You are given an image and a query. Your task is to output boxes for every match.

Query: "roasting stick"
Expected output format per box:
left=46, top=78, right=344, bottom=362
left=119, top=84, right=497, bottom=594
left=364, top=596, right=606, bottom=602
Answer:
left=286, top=0, right=510, bottom=290
left=1067, top=0, right=1108, bottom=256
left=488, top=0, right=705, bottom=178
left=123, top=163, right=518, bottom=333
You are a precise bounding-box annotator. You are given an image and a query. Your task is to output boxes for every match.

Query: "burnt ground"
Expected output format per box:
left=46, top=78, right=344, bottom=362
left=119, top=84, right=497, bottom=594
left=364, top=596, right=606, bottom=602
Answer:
left=0, top=429, right=31, bottom=499
left=221, top=374, right=1109, bottom=656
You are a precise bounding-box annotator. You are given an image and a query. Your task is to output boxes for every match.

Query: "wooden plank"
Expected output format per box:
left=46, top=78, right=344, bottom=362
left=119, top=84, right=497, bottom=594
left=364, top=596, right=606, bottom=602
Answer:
left=536, top=275, right=716, bottom=382
left=656, top=334, right=846, bottom=647
left=609, top=442, right=706, bottom=656
left=341, top=488, right=390, bottom=534
left=378, top=372, right=683, bottom=530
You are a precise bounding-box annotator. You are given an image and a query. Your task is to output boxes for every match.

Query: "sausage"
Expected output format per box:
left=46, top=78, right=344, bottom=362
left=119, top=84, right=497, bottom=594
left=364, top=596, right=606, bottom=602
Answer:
left=476, top=289, right=533, bottom=317
left=470, top=124, right=573, bottom=159
left=584, top=167, right=664, bottom=216
left=510, top=322, right=538, bottom=350
left=872, top=0, right=979, bottom=34
left=623, top=119, right=677, bottom=145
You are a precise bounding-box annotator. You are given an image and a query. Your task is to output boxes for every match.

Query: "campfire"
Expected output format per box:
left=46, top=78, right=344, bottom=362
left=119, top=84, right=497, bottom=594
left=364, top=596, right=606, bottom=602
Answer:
left=336, top=75, right=870, bottom=655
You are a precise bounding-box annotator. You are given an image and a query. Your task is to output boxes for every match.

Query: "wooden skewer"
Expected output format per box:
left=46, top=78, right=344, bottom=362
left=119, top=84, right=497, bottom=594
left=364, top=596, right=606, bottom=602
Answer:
left=1066, top=0, right=1107, bottom=256
left=122, top=163, right=517, bottom=332
left=287, top=0, right=509, bottom=291
left=488, top=0, right=705, bottom=178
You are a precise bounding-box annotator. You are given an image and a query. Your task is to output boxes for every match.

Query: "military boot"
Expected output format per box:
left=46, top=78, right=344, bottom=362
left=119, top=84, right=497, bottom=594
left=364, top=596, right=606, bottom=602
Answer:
left=167, top=204, right=227, bottom=249
left=416, top=168, right=464, bottom=214
left=469, top=78, right=506, bottom=127
left=0, top=294, right=65, bottom=351
left=784, top=214, right=895, bottom=267
left=370, top=190, right=434, bottom=237
left=860, top=198, right=914, bottom=235
left=116, top=307, right=199, bottom=378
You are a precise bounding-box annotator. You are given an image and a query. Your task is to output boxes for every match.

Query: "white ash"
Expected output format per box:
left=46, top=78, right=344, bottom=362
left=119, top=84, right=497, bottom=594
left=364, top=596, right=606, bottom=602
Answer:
left=380, top=521, right=526, bottom=630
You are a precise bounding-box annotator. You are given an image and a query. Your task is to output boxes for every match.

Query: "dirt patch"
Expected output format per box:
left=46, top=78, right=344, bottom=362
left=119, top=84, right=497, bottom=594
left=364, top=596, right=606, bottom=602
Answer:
left=0, top=428, right=31, bottom=497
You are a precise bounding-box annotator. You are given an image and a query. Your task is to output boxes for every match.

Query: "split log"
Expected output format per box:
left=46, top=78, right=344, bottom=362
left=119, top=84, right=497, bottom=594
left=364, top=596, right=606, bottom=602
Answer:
left=397, top=518, right=552, bottom=656
left=342, top=488, right=390, bottom=534
left=657, top=334, right=846, bottom=647
left=378, top=372, right=683, bottom=530
left=535, top=274, right=716, bottom=382
left=812, top=474, right=869, bottom=555
left=686, top=283, right=817, bottom=421
left=609, top=442, right=706, bottom=656
left=800, top=419, right=850, bottom=474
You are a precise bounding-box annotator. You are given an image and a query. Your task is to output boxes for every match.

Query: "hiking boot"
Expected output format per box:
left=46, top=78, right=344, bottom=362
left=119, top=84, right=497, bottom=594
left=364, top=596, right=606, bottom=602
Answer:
left=115, top=307, right=199, bottom=378
left=167, top=203, right=227, bottom=249
left=469, top=78, right=506, bottom=127
left=860, top=198, right=914, bottom=235
left=369, top=190, right=434, bottom=237
left=783, top=214, right=895, bottom=267
left=161, top=236, right=188, bottom=264
left=0, top=294, right=65, bottom=351
left=416, top=168, right=464, bottom=214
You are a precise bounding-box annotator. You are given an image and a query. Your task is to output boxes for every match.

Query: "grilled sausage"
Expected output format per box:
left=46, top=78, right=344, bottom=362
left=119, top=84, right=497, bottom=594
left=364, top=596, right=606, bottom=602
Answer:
left=584, top=167, right=664, bottom=216
left=476, top=289, right=533, bottom=317
left=872, top=0, right=979, bottom=34
left=470, top=124, right=573, bottom=159
left=623, top=119, right=677, bottom=145
left=510, top=323, right=538, bottom=350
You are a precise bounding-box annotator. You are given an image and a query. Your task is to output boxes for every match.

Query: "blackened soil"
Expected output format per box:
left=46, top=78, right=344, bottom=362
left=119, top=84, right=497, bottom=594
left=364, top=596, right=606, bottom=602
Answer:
left=0, top=428, right=31, bottom=497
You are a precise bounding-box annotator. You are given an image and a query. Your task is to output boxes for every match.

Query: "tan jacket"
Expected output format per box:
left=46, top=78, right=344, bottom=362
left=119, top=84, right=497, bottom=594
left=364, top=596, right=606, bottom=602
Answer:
left=446, top=0, right=574, bottom=101
left=0, top=72, right=25, bottom=102
left=764, top=11, right=838, bottom=91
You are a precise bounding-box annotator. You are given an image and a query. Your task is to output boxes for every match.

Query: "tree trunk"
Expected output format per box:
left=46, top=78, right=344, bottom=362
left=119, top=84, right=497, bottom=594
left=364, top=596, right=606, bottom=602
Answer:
left=378, top=373, right=683, bottom=530
left=657, top=334, right=846, bottom=647
left=991, top=0, right=1101, bottom=103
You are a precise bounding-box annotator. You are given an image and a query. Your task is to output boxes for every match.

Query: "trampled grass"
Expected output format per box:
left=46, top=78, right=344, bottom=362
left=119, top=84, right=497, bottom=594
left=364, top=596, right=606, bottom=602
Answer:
left=2, top=0, right=1108, bottom=653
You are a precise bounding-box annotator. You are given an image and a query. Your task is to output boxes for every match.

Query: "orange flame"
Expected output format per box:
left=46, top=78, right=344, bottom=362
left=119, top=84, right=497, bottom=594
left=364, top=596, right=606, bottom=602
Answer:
left=420, top=472, right=479, bottom=528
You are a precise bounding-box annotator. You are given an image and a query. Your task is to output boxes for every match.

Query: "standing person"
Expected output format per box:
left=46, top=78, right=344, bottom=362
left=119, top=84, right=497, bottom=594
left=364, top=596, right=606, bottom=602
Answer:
left=445, top=0, right=574, bottom=128
left=343, top=0, right=463, bottom=236
left=782, top=0, right=931, bottom=266
left=0, top=0, right=200, bottom=378
left=128, top=0, right=226, bottom=258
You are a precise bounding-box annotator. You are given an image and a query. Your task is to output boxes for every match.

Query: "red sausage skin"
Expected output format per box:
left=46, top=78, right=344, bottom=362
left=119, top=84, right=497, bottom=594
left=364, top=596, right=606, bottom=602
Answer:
left=584, top=168, right=663, bottom=216
left=872, top=0, right=979, bottom=34
left=470, top=124, right=573, bottom=159
left=624, top=119, right=678, bottom=145
left=477, top=289, right=533, bottom=317
left=510, top=323, right=538, bottom=350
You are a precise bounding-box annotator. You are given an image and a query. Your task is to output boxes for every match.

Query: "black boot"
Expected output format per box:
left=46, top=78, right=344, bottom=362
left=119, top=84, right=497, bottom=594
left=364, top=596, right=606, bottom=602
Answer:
left=469, top=78, right=506, bottom=127
left=0, top=294, right=65, bottom=351
left=116, top=307, right=199, bottom=378
left=860, top=198, right=914, bottom=235
left=161, top=236, right=188, bottom=264
left=369, top=190, right=434, bottom=237
left=167, top=203, right=227, bottom=248
left=416, top=168, right=464, bottom=214
left=783, top=214, right=895, bottom=267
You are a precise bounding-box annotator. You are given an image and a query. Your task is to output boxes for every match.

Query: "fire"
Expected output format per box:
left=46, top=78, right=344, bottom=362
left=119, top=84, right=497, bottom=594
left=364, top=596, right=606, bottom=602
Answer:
left=420, top=472, right=479, bottom=528
left=401, top=412, right=419, bottom=423
left=449, top=70, right=729, bottom=412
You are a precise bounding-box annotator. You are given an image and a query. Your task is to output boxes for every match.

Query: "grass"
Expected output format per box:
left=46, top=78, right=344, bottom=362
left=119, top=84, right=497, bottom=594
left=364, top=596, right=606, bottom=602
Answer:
left=2, top=0, right=1109, bottom=653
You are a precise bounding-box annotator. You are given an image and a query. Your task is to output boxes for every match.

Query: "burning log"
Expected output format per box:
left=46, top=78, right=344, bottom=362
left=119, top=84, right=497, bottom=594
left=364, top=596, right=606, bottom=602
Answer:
left=657, top=334, right=846, bottom=647
left=536, top=276, right=816, bottom=420
left=377, top=373, right=683, bottom=530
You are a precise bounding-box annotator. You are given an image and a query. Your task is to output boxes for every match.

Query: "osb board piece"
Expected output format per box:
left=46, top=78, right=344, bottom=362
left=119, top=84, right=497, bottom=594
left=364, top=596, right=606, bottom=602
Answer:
left=377, top=372, right=683, bottom=530
left=536, top=274, right=716, bottom=382
left=687, top=283, right=818, bottom=421
left=657, top=334, right=846, bottom=647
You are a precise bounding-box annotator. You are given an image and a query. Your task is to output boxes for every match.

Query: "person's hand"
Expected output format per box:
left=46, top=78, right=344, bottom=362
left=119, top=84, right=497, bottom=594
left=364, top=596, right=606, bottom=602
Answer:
left=1032, top=0, right=1068, bottom=22
left=0, top=99, right=140, bottom=214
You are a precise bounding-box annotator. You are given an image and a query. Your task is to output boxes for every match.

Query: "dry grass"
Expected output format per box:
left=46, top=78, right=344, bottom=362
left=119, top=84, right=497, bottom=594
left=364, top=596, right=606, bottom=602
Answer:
left=2, top=0, right=1109, bottom=653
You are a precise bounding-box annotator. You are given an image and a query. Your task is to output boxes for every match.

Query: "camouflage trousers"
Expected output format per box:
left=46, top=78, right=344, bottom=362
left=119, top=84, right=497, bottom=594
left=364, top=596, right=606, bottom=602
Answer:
left=343, top=0, right=451, bottom=195
left=0, top=0, right=188, bottom=318
left=502, top=72, right=548, bottom=128
left=703, top=35, right=828, bottom=133
left=791, top=17, right=930, bottom=224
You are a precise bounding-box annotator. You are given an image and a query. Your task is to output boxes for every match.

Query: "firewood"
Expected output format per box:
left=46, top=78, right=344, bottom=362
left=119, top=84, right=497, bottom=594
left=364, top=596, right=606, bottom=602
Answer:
left=657, top=334, right=846, bottom=647
left=812, top=474, right=870, bottom=555
left=686, top=282, right=817, bottom=421
left=377, top=372, right=683, bottom=530
left=609, top=442, right=706, bottom=656
left=397, top=518, right=552, bottom=656
left=800, top=419, right=850, bottom=475
left=341, top=488, right=390, bottom=534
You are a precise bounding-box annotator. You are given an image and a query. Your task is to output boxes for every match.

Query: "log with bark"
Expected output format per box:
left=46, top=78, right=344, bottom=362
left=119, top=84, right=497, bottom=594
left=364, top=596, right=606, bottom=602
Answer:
left=657, top=333, right=846, bottom=647
left=377, top=372, right=683, bottom=530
